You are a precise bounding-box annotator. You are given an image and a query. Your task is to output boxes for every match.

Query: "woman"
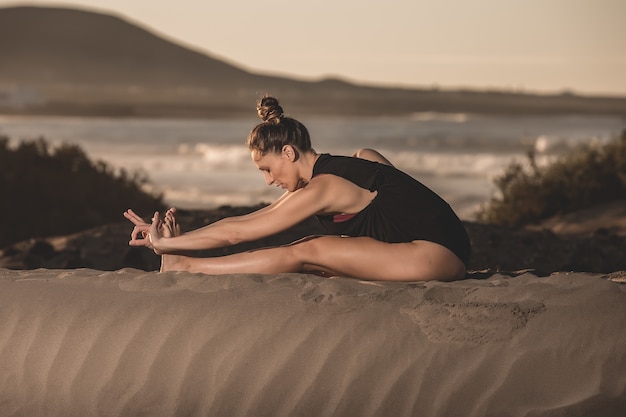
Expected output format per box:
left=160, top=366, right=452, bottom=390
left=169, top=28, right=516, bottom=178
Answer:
left=124, top=96, right=471, bottom=281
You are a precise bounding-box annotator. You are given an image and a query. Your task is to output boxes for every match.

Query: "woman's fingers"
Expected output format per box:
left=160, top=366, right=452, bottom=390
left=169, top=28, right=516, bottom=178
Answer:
left=124, top=209, right=145, bottom=225
left=129, top=226, right=151, bottom=247
left=130, top=225, right=149, bottom=241
left=124, top=209, right=151, bottom=240
left=125, top=209, right=170, bottom=251
left=149, top=212, right=165, bottom=254
left=125, top=209, right=156, bottom=247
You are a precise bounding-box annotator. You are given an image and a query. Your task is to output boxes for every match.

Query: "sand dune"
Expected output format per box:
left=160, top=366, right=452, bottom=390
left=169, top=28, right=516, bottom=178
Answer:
left=0, top=268, right=625, bottom=417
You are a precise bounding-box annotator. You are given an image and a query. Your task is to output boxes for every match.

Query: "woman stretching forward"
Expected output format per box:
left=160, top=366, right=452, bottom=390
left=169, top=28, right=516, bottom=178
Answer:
left=125, top=96, right=471, bottom=281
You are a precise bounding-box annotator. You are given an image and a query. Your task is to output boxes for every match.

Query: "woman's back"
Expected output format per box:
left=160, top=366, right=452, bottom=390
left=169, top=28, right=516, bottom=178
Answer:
left=313, top=154, right=471, bottom=266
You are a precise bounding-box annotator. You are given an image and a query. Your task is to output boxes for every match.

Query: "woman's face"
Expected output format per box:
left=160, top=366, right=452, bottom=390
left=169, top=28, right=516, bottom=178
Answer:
left=251, top=147, right=300, bottom=192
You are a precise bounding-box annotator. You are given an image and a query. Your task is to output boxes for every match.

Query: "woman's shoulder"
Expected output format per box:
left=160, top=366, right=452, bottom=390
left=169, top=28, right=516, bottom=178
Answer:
left=307, top=170, right=378, bottom=215
left=313, top=154, right=385, bottom=193
left=314, top=153, right=375, bottom=173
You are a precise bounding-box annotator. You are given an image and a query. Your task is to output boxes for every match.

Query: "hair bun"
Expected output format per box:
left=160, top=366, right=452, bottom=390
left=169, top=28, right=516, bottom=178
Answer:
left=257, top=96, right=284, bottom=124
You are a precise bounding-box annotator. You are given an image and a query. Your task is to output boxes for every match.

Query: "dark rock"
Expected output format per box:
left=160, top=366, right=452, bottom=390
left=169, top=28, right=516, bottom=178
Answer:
left=28, top=240, right=55, bottom=258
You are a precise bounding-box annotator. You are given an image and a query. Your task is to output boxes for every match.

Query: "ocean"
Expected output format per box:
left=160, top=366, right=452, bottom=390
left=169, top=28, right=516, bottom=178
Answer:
left=1, top=113, right=624, bottom=219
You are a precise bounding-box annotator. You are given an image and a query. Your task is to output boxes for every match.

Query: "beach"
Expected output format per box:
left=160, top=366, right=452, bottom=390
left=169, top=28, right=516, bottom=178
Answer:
left=0, top=202, right=625, bottom=416
left=2, top=5, right=625, bottom=415
left=1, top=114, right=625, bottom=417
left=1, top=267, right=625, bottom=417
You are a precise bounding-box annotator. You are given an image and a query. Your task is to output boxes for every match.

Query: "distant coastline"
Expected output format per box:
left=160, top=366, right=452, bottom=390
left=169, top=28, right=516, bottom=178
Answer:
left=2, top=6, right=626, bottom=119
left=2, top=87, right=626, bottom=120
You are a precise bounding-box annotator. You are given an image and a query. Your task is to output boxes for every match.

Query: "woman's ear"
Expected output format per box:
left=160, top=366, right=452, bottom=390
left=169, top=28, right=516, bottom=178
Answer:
left=282, top=145, right=299, bottom=161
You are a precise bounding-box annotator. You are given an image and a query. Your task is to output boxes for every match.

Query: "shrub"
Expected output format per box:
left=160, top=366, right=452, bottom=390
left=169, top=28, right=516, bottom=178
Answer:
left=476, top=130, right=626, bottom=227
left=0, top=136, right=164, bottom=247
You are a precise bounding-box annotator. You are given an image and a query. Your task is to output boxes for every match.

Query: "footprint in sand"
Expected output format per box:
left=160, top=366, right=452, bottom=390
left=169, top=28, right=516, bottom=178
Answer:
left=402, top=286, right=546, bottom=345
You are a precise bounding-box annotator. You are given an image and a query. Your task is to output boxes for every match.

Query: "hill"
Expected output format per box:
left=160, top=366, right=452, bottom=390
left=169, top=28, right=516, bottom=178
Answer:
left=0, top=6, right=264, bottom=87
left=1, top=5, right=626, bottom=118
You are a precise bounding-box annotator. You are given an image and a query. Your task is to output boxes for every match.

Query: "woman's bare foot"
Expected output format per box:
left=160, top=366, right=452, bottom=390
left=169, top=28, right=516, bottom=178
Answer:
left=160, top=208, right=184, bottom=272
left=160, top=253, right=187, bottom=272
left=163, top=207, right=181, bottom=237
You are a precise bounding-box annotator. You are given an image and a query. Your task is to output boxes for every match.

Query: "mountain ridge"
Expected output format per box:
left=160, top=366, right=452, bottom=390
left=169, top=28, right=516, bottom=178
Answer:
left=0, top=6, right=259, bottom=86
left=1, top=5, right=625, bottom=118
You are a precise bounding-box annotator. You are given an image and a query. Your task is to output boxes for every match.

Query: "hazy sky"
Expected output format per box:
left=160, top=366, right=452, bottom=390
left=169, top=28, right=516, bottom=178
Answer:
left=2, top=0, right=625, bottom=96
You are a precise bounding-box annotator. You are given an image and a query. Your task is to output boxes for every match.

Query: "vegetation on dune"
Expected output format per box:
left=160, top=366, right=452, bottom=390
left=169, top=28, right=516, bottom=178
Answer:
left=0, top=136, right=163, bottom=247
left=477, top=130, right=626, bottom=227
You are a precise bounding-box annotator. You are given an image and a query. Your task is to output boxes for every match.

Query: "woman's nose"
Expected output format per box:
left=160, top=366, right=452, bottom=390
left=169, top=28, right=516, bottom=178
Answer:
left=263, top=171, right=274, bottom=185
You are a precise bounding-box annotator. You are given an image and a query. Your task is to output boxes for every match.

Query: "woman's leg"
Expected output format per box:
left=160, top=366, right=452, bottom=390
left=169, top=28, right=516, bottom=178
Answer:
left=296, top=236, right=465, bottom=281
left=161, top=235, right=466, bottom=282
left=161, top=245, right=301, bottom=275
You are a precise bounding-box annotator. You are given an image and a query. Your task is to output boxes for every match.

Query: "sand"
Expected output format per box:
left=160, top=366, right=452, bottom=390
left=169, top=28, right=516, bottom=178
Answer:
left=0, top=268, right=625, bottom=417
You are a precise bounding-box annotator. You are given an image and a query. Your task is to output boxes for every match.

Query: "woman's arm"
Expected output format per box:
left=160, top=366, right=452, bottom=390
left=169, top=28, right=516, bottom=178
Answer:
left=137, top=176, right=341, bottom=253
left=124, top=189, right=295, bottom=250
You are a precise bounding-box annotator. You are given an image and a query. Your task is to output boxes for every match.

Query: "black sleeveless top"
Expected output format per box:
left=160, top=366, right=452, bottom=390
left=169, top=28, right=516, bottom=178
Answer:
left=312, top=154, right=471, bottom=266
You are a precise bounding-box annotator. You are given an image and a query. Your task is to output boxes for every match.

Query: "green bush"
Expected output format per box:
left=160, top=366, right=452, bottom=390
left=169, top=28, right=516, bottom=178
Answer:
left=476, top=130, right=626, bottom=227
left=0, top=136, right=164, bottom=247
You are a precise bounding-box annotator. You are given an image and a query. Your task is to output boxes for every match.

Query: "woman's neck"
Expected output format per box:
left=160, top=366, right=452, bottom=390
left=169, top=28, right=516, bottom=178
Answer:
left=300, top=151, right=320, bottom=182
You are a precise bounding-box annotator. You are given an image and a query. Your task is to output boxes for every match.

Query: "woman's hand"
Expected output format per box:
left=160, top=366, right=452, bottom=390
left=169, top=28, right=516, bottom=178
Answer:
left=146, top=211, right=166, bottom=254
left=124, top=209, right=151, bottom=247
left=124, top=209, right=166, bottom=253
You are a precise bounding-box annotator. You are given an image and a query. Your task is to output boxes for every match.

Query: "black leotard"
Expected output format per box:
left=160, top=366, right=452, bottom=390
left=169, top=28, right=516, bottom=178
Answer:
left=312, top=154, right=471, bottom=266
